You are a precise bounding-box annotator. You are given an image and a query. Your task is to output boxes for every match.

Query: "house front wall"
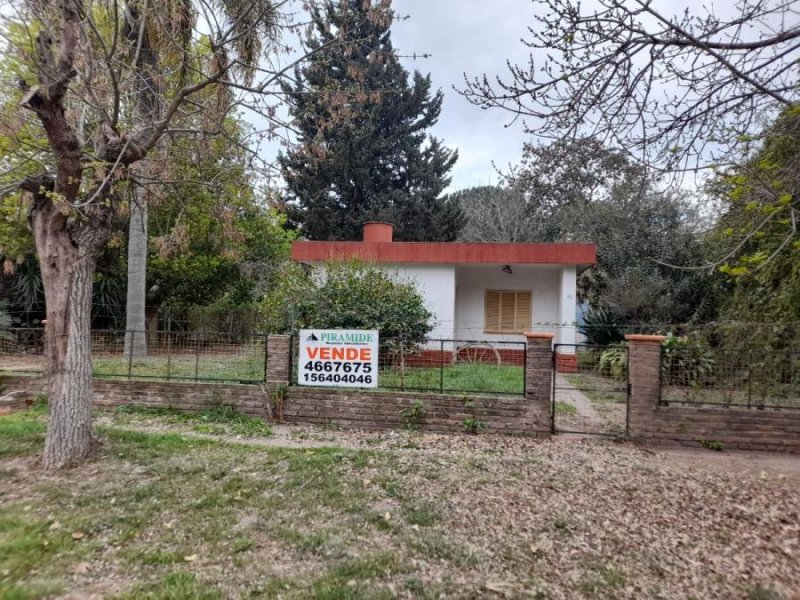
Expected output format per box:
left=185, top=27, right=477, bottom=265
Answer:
left=383, top=264, right=456, bottom=342
left=306, top=261, right=577, bottom=347
left=453, top=265, right=575, bottom=344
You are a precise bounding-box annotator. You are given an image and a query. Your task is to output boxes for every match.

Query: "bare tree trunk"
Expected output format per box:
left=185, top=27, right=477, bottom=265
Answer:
left=30, top=198, right=106, bottom=469
left=124, top=191, right=148, bottom=359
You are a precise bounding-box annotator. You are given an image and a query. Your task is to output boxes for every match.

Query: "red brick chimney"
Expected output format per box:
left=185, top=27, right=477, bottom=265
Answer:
left=362, top=222, right=393, bottom=243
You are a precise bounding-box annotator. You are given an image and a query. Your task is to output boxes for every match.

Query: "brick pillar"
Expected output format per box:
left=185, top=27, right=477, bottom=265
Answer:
left=625, top=334, right=665, bottom=438
left=266, top=334, right=291, bottom=384
left=524, top=332, right=554, bottom=436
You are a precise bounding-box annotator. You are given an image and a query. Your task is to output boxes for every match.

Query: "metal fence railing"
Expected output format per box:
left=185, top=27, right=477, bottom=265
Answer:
left=0, top=328, right=268, bottom=384
left=660, top=347, right=800, bottom=410
left=290, top=336, right=526, bottom=397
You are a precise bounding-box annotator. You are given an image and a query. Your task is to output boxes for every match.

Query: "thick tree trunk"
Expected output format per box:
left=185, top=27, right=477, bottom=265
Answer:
left=41, top=246, right=97, bottom=468
left=30, top=199, right=104, bottom=469
left=124, top=194, right=148, bottom=359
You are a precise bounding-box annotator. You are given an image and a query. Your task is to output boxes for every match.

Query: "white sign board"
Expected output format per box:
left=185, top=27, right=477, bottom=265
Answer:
left=298, top=329, right=379, bottom=388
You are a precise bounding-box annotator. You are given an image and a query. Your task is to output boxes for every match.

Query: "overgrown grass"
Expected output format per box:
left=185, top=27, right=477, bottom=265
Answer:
left=379, top=363, right=523, bottom=396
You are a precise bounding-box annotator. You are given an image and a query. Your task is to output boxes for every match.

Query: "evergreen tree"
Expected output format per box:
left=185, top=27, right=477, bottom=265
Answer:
left=279, top=1, right=461, bottom=241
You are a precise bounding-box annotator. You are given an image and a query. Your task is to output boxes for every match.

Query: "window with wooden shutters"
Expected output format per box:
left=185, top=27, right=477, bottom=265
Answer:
left=484, top=290, right=532, bottom=333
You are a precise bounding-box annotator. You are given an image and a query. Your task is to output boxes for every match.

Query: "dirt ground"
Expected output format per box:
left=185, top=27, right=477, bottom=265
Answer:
left=2, top=408, right=799, bottom=599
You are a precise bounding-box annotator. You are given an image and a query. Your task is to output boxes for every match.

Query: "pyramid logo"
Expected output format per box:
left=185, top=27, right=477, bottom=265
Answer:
left=306, top=332, right=319, bottom=341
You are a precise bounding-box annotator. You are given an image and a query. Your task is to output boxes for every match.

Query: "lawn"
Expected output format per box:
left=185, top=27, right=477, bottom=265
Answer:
left=92, top=352, right=266, bottom=383
left=379, top=363, right=523, bottom=395
left=1, top=406, right=798, bottom=599
left=89, top=356, right=526, bottom=396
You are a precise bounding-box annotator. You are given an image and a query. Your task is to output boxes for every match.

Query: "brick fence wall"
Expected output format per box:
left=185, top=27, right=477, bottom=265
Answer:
left=0, top=375, right=542, bottom=436
left=0, top=375, right=275, bottom=418
left=0, top=331, right=553, bottom=436
left=626, top=335, right=800, bottom=453
left=284, top=388, right=533, bottom=434
left=5, top=333, right=799, bottom=451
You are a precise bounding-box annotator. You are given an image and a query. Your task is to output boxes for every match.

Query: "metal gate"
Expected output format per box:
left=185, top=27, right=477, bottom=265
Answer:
left=552, top=344, right=630, bottom=436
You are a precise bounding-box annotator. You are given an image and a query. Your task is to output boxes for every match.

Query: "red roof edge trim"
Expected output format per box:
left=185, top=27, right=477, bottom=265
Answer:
left=291, top=241, right=596, bottom=265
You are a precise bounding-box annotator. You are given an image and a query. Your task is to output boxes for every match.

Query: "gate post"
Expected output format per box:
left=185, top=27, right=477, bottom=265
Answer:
left=524, top=332, right=555, bottom=437
left=266, top=334, right=291, bottom=384
left=625, top=334, right=665, bottom=439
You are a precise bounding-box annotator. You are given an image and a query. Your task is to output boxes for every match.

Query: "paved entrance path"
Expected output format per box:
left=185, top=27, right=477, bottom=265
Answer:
left=554, top=374, right=601, bottom=421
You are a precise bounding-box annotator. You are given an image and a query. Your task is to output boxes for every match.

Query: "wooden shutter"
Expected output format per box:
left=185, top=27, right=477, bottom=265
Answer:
left=485, top=291, right=500, bottom=332
left=500, top=292, right=517, bottom=331
left=485, top=290, right=532, bottom=333
left=514, top=291, right=532, bottom=332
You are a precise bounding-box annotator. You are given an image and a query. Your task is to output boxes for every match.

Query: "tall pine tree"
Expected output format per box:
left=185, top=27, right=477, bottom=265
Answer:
left=279, top=0, right=462, bottom=241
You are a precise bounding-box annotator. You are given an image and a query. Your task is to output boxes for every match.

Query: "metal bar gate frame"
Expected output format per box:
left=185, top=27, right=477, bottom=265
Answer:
left=551, top=343, right=631, bottom=437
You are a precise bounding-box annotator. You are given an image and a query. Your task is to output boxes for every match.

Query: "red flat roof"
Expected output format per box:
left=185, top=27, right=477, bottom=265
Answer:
left=291, top=241, right=596, bottom=265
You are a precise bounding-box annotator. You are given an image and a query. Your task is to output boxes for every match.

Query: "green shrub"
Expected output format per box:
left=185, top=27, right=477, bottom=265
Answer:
left=596, top=345, right=627, bottom=380
left=258, top=262, right=317, bottom=333
left=462, top=417, right=486, bottom=434
left=660, top=333, right=715, bottom=386
left=282, top=260, right=433, bottom=345
left=400, top=400, right=425, bottom=431
left=578, top=306, right=624, bottom=346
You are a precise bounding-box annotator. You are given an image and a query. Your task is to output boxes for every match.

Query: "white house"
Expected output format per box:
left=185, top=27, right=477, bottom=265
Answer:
left=291, top=222, right=596, bottom=366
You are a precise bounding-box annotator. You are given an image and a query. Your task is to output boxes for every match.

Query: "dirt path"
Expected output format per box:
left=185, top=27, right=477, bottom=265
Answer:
left=554, top=373, right=601, bottom=420
left=654, top=445, right=800, bottom=483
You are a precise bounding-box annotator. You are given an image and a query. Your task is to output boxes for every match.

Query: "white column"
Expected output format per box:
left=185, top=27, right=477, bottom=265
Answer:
left=558, top=265, right=577, bottom=346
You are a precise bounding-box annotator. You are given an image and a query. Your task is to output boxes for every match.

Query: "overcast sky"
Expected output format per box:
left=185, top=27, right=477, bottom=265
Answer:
left=390, top=0, right=537, bottom=192
left=262, top=0, right=760, bottom=194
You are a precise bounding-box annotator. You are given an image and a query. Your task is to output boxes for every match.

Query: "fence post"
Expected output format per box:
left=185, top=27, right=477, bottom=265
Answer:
left=399, top=338, right=406, bottom=391
left=624, top=334, right=665, bottom=439
left=439, top=339, right=445, bottom=393
left=127, top=331, right=134, bottom=380
left=523, top=332, right=554, bottom=437
left=266, top=334, right=291, bottom=384
left=268, top=333, right=269, bottom=383
left=166, top=332, right=172, bottom=381
left=194, top=332, right=201, bottom=382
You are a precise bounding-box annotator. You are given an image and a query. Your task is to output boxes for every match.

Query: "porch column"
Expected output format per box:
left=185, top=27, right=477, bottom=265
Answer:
left=557, top=265, right=577, bottom=345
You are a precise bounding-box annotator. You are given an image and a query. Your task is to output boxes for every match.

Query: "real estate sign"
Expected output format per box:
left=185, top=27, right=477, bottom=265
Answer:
left=297, top=329, right=379, bottom=388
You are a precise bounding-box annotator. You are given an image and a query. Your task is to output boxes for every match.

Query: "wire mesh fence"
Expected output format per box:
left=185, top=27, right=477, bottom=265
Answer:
left=290, top=336, right=526, bottom=396
left=0, top=328, right=268, bottom=384
left=93, top=331, right=267, bottom=383
left=661, top=347, right=800, bottom=410
left=0, top=328, right=45, bottom=374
